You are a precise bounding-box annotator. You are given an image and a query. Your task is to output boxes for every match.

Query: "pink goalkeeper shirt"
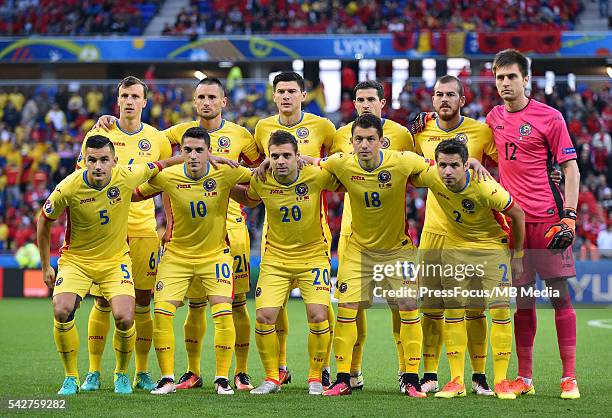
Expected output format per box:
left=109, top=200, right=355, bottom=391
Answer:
left=486, top=99, right=577, bottom=223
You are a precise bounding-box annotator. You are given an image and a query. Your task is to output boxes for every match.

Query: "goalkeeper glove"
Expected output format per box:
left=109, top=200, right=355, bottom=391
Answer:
left=407, top=112, right=436, bottom=135
left=544, top=208, right=576, bottom=250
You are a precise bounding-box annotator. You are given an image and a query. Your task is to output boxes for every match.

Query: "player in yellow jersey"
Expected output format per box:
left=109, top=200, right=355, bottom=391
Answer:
left=77, top=77, right=172, bottom=392
left=231, top=130, right=340, bottom=395
left=331, top=80, right=416, bottom=390
left=410, top=138, right=525, bottom=399
left=307, top=114, right=432, bottom=398
left=133, top=127, right=253, bottom=395
left=37, top=135, right=181, bottom=395
left=413, top=75, right=498, bottom=395
left=162, top=78, right=262, bottom=391
left=254, top=71, right=337, bottom=387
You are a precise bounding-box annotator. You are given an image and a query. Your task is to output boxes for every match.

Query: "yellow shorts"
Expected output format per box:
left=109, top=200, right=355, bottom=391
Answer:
left=417, top=231, right=446, bottom=309
left=255, top=260, right=331, bottom=309
left=155, top=250, right=234, bottom=303
left=89, top=235, right=159, bottom=297
left=440, top=247, right=512, bottom=309
left=337, top=233, right=349, bottom=264
left=186, top=227, right=250, bottom=299
left=54, top=254, right=134, bottom=300
left=336, top=240, right=418, bottom=304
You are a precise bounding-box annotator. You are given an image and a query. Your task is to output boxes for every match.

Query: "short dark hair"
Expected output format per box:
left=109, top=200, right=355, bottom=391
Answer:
left=434, top=139, right=468, bottom=163
left=85, top=135, right=115, bottom=155
left=182, top=127, right=211, bottom=148
left=435, top=75, right=464, bottom=96
left=351, top=113, right=383, bottom=139
left=117, top=76, right=148, bottom=98
left=268, top=130, right=298, bottom=153
left=272, top=71, right=305, bottom=92
left=195, top=77, right=225, bottom=96
left=492, top=49, right=529, bottom=78
left=353, top=80, right=384, bottom=100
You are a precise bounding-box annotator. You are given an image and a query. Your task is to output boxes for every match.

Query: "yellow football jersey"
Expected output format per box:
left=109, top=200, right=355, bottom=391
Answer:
left=320, top=149, right=431, bottom=250
left=77, top=121, right=172, bottom=238
left=42, top=163, right=162, bottom=262
left=254, top=112, right=335, bottom=158
left=136, top=164, right=252, bottom=260
left=246, top=165, right=341, bottom=262
left=332, top=118, right=416, bottom=236
left=163, top=119, right=261, bottom=229
left=415, top=116, right=497, bottom=236
left=411, top=168, right=512, bottom=249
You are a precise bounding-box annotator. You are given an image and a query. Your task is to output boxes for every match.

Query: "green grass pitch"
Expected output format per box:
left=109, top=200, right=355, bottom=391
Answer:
left=0, top=298, right=610, bottom=417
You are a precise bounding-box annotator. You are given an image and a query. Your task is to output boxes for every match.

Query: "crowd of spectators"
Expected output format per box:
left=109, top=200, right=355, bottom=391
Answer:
left=0, top=75, right=609, bottom=258
left=165, top=0, right=583, bottom=36
left=0, top=0, right=161, bottom=36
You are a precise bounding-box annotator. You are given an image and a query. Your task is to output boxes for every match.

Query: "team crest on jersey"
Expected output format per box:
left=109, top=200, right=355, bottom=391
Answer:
left=455, top=133, right=468, bottom=144
left=147, top=162, right=156, bottom=170
left=138, top=139, right=151, bottom=151
left=217, top=136, right=231, bottom=149
left=55, top=278, right=63, bottom=286
left=255, top=287, right=262, bottom=297
left=296, top=127, right=309, bottom=139
left=378, top=170, right=391, bottom=184
left=462, top=199, right=475, bottom=211
left=381, top=137, right=391, bottom=148
left=203, top=179, right=217, bottom=192
left=43, top=199, right=53, bottom=214
left=519, top=123, right=532, bottom=136
left=155, top=281, right=163, bottom=291
left=338, top=282, right=348, bottom=293
left=295, top=183, right=309, bottom=196
left=107, top=186, right=120, bottom=200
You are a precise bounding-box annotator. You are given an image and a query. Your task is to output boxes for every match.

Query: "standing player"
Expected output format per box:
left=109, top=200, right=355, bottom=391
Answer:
left=487, top=49, right=580, bottom=399
left=310, top=114, right=432, bottom=397
left=79, top=77, right=172, bottom=392
left=162, top=78, right=262, bottom=391
left=414, top=75, right=498, bottom=395
left=254, top=71, right=337, bottom=386
left=331, top=80, right=415, bottom=390
left=233, top=130, right=340, bottom=395
left=37, top=135, right=180, bottom=395
left=411, top=138, right=525, bottom=399
left=133, top=127, right=253, bottom=395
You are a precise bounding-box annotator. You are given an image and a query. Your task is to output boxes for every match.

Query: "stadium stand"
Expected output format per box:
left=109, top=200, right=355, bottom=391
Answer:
left=0, top=78, right=609, bottom=256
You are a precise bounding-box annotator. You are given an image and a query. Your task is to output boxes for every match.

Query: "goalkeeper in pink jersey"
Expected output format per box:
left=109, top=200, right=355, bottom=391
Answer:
left=486, top=49, right=580, bottom=400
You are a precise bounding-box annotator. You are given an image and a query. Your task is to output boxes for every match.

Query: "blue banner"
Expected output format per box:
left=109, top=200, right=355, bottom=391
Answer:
left=0, top=32, right=609, bottom=63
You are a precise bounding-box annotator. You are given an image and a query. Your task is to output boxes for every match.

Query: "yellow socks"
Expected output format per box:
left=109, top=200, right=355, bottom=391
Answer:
left=275, top=306, right=289, bottom=369
left=211, top=302, right=235, bottom=379
left=490, top=306, right=513, bottom=384
left=334, top=307, right=358, bottom=374
left=153, top=301, right=177, bottom=377
left=444, top=309, right=467, bottom=384
left=399, top=309, right=422, bottom=374
left=466, top=308, right=488, bottom=374
left=255, top=321, right=280, bottom=383
left=350, top=309, right=367, bottom=374
left=232, top=294, right=251, bottom=374
left=113, top=323, right=136, bottom=374
left=87, top=301, right=111, bottom=373
left=134, top=304, right=153, bottom=374
left=54, top=318, right=79, bottom=378
left=308, top=320, right=330, bottom=381
left=323, top=303, right=335, bottom=369
left=184, top=299, right=207, bottom=376
left=421, top=309, right=444, bottom=374
left=391, top=308, right=405, bottom=374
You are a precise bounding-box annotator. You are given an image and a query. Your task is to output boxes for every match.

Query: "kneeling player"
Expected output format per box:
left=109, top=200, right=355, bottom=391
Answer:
left=411, top=139, right=525, bottom=399
left=233, top=130, right=339, bottom=395
left=133, top=127, right=252, bottom=395
left=37, top=135, right=180, bottom=395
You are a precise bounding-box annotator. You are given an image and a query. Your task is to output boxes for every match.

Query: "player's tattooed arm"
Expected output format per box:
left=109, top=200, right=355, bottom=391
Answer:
left=92, top=114, right=116, bottom=131
left=36, top=215, right=56, bottom=288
